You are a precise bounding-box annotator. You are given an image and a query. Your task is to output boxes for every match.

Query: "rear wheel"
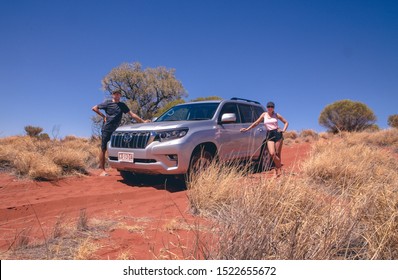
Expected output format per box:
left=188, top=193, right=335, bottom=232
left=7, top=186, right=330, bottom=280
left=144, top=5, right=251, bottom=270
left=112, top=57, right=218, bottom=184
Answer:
left=257, top=143, right=274, bottom=172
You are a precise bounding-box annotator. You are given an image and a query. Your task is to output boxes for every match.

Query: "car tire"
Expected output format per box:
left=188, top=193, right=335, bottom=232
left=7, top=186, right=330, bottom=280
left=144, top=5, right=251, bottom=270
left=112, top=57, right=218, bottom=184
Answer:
left=186, top=149, right=213, bottom=181
left=120, top=170, right=135, bottom=181
left=257, top=144, right=274, bottom=172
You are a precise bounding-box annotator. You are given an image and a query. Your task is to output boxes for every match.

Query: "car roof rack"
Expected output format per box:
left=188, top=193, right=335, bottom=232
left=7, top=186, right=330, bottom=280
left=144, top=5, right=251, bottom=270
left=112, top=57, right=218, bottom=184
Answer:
left=230, top=97, right=260, bottom=104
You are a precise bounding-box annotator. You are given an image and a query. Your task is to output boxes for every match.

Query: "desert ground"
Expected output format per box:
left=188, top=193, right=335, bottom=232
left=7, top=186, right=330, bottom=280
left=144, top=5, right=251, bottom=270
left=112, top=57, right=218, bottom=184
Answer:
left=0, top=143, right=311, bottom=259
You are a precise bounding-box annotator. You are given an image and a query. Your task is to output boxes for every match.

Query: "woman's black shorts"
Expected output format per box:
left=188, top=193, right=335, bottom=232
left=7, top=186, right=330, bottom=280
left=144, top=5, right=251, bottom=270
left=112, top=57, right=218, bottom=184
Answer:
left=266, top=129, right=283, bottom=142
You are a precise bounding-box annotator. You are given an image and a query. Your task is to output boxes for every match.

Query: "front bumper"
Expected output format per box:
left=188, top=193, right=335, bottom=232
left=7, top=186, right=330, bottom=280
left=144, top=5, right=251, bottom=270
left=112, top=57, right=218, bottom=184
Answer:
left=107, top=140, right=192, bottom=175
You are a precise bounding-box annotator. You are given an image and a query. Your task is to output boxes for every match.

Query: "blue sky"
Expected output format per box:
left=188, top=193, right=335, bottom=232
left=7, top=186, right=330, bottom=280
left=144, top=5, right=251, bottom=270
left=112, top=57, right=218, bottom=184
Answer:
left=1, top=0, right=397, bottom=138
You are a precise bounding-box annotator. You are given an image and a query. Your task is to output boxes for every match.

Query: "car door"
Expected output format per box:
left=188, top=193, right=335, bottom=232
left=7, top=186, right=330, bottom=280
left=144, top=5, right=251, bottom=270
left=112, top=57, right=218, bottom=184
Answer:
left=216, top=102, right=248, bottom=161
left=238, top=104, right=267, bottom=159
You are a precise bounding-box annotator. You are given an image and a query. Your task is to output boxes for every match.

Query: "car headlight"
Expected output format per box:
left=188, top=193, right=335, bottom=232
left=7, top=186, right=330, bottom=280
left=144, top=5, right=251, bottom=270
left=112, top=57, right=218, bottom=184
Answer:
left=156, top=128, right=189, bottom=142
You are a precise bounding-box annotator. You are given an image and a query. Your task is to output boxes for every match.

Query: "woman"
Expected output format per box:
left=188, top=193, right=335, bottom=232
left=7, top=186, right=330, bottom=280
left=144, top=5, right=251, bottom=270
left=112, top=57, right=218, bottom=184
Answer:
left=240, top=101, right=289, bottom=177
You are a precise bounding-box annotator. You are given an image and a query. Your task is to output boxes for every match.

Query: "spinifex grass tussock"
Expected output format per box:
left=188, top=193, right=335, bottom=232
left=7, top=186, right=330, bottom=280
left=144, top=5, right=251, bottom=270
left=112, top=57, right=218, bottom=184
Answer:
left=187, top=132, right=398, bottom=259
left=302, top=140, right=397, bottom=194
left=283, top=130, right=298, bottom=140
left=188, top=164, right=359, bottom=259
left=0, top=135, right=100, bottom=180
left=187, top=161, right=247, bottom=216
left=344, top=129, right=398, bottom=150
left=302, top=139, right=398, bottom=259
left=50, top=147, right=88, bottom=174
left=299, top=129, right=318, bottom=139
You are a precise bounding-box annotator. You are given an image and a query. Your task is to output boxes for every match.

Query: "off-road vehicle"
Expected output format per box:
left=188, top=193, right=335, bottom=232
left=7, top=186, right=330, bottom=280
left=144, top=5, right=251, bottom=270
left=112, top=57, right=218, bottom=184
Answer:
left=107, top=97, right=271, bottom=180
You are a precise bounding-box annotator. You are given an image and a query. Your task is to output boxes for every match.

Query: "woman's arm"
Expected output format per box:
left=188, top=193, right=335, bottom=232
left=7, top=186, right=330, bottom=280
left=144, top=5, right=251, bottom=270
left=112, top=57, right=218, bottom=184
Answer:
left=240, top=112, right=265, bottom=132
left=277, top=113, right=289, bottom=132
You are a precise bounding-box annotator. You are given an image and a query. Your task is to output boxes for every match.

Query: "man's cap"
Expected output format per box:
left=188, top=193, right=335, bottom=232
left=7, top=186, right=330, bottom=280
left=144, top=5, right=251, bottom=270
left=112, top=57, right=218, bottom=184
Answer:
left=111, top=89, right=122, bottom=95
left=266, top=101, right=275, bottom=107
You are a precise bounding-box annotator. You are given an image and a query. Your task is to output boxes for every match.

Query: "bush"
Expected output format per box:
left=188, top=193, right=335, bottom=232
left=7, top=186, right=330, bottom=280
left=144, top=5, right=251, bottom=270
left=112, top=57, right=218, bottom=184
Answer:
left=299, top=129, right=318, bottom=139
left=13, top=151, right=62, bottom=180
left=388, top=114, right=398, bottom=129
left=283, top=131, right=298, bottom=140
left=37, top=133, right=51, bottom=141
left=24, top=126, right=43, bottom=137
left=0, top=135, right=99, bottom=180
left=319, top=100, right=376, bottom=133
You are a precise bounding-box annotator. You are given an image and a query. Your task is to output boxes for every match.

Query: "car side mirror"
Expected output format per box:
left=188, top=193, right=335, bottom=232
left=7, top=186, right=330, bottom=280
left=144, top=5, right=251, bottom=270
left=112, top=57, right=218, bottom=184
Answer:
left=220, top=113, right=236, bottom=124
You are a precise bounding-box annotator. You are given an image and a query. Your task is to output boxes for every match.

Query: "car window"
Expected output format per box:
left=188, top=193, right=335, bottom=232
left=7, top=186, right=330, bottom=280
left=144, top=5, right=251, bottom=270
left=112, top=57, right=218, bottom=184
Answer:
left=156, top=103, right=219, bottom=122
left=253, top=105, right=265, bottom=119
left=237, top=104, right=255, bottom=123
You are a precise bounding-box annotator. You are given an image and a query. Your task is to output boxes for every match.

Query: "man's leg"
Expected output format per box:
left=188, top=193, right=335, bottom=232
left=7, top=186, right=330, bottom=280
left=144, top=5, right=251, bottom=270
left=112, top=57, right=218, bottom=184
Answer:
left=99, top=131, right=111, bottom=176
left=100, top=149, right=106, bottom=170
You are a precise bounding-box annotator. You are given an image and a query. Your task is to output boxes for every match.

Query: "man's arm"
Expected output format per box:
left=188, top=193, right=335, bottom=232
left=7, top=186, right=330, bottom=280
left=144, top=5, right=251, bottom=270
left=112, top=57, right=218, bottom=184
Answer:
left=128, top=111, right=148, bottom=123
left=92, top=105, right=106, bottom=123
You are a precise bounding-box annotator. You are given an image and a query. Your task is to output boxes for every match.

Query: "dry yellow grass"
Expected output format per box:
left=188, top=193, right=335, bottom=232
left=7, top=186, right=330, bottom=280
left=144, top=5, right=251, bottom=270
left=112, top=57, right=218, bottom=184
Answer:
left=187, top=129, right=398, bottom=259
left=187, top=161, right=246, bottom=215
left=283, top=130, right=298, bottom=140
left=73, top=237, right=99, bottom=260
left=0, top=213, right=115, bottom=260
left=0, top=135, right=100, bottom=180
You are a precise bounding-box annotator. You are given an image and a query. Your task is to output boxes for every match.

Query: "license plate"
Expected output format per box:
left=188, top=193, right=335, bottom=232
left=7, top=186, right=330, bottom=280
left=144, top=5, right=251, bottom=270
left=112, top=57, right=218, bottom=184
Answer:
left=118, top=152, right=134, bottom=163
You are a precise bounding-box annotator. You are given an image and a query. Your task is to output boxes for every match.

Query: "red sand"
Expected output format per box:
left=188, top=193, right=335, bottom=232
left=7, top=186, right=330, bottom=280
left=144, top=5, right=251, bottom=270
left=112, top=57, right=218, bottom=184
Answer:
left=0, top=142, right=311, bottom=259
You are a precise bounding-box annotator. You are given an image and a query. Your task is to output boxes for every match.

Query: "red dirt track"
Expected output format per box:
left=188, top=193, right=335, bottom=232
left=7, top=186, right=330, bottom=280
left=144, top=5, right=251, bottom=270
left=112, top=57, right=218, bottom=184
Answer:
left=0, top=143, right=311, bottom=259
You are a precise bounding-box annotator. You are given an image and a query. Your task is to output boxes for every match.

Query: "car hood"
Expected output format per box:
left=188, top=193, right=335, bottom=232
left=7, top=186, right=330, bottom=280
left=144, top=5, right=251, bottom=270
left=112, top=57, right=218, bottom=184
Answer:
left=115, top=120, right=212, bottom=132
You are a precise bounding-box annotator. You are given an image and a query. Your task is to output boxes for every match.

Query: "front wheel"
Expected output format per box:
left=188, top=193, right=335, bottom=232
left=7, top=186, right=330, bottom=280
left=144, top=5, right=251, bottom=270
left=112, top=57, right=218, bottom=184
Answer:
left=119, top=170, right=135, bottom=181
left=186, top=149, right=213, bottom=181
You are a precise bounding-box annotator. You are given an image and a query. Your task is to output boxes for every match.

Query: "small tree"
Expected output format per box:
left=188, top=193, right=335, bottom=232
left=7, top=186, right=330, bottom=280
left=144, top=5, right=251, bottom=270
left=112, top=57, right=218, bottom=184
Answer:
left=154, top=99, right=186, bottom=118
left=101, top=62, right=187, bottom=120
left=319, top=100, right=376, bottom=133
left=24, top=126, right=43, bottom=137
left=388, top=114, right=398, bottom=129
left=191, top=96, right=222, bottom=102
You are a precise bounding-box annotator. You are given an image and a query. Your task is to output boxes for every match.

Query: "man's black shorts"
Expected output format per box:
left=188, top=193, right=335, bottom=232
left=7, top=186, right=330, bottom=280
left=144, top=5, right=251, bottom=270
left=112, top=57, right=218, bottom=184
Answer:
left=101, top=130, right=113, bottom=151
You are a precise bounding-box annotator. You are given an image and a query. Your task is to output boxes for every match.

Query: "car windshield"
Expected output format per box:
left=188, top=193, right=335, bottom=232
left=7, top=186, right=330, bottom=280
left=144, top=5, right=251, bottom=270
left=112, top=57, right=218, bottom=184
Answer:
left=155, top=103, right=220, bottom=122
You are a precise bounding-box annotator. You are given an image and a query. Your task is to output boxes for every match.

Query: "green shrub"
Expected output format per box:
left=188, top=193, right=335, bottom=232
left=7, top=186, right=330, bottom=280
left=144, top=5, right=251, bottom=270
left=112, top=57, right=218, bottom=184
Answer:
left=319, top=100, right=376, bottom=133
left=388, top=114, right=398, bottom=129
left=24, top=126, right=43, bottom=137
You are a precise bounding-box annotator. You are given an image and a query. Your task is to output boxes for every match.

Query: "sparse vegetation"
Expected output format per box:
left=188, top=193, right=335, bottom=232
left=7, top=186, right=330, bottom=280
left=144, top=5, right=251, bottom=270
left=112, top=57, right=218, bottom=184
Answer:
left=0, top=134, right=100, bottom=180
left=187, top=129, right=398, bottom=259
left=1, top=129, right=397, bottom=260
left=0, top=213, right=110, bottom=260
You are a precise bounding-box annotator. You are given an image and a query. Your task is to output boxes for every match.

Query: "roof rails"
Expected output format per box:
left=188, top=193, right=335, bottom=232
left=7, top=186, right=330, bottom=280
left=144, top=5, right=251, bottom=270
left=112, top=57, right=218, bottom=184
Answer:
left=230, top=97, right=260, bottom=104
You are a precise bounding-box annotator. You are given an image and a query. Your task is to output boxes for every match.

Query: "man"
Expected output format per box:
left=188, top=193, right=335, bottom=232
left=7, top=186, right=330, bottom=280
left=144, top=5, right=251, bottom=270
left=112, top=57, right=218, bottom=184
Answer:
left=92, top=89, right=147, bottom=176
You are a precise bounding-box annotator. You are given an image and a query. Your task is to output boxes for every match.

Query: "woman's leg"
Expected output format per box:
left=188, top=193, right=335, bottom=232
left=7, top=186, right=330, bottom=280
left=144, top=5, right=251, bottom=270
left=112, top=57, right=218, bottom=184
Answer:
left=267, top=140, right=282, bottom=176
left=276, top=139, right=283, bottom=165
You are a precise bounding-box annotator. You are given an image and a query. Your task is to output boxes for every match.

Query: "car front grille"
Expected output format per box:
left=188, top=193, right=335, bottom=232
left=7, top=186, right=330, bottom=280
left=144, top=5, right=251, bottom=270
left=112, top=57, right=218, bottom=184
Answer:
left=110, top=131, right=151, bottom=149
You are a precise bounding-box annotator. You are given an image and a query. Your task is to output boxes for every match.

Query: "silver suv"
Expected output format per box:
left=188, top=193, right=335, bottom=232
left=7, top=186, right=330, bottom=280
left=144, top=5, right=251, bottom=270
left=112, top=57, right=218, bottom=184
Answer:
left=107, top=98, right=269, bottom=180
